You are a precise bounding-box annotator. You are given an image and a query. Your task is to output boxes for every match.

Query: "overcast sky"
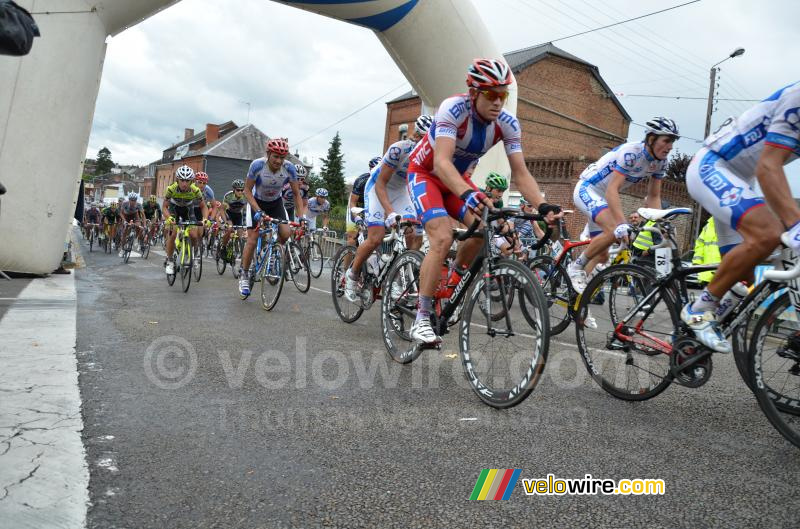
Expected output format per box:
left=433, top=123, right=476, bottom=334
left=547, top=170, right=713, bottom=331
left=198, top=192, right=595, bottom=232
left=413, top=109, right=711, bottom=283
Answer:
left=87, top=0, right=800, bottom=191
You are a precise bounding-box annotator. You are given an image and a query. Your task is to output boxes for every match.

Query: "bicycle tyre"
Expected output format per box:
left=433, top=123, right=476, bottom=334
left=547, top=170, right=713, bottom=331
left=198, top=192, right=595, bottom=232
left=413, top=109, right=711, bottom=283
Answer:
left=180, top=244, right=192, bottom=293
left=749, top=292, right=800, bottom=448
left=287, top=241, right=310, bottom=293
left=460, top=258, right=549, bottom=408
left=216, top=242, right=227, bottom=275
left=89, top=229, right=94, bottom=252
left=307, top=241, right=324, bottom=278
left=575, top=263, right=675, bottom=401
left=193, top=241, right=203, bottom=282
left=527, top=255, right=573, bottom=335
left=331, top=245, right=364, bottom=323
left=260, top=243, right=285, bottom=311
left=380, top=250, right=423, bottom=364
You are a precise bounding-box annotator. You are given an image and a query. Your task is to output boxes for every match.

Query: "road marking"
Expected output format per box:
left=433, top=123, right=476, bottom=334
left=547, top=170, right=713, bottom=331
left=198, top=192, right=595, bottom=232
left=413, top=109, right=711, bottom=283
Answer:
left=0, top=274, right=88, bottom=527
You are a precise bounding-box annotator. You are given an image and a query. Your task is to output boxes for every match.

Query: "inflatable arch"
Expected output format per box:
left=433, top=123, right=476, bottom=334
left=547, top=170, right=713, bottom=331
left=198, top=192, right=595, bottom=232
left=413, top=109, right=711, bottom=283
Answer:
left=0, top=0, right=515, bottom=274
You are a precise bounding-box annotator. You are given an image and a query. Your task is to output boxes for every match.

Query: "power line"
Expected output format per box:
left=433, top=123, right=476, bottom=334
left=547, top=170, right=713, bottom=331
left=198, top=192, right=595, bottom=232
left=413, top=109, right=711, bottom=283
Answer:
left=630, top=121, right=703, bottom=143
left=535, top=0, right=701, bottom=46
left=619, top=94, right=759, bottom=102
left=293, top=82, right=408, bottom=147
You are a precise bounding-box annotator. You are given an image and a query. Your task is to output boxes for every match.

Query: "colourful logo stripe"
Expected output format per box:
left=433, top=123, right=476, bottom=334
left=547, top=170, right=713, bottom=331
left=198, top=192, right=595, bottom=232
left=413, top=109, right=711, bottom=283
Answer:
left=469, top=469, right=490, bottom=501
left=477, top=469, right=498, bottom=500
left=500, top=469, right=522, bottom=500
left=486, top=469, right=504, bottom=499
left=493, top=469, right=515, bottom=500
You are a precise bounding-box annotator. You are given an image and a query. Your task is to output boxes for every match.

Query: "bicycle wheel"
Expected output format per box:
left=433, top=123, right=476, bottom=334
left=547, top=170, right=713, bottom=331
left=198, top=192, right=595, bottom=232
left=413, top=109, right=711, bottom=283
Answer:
left=381, top=250, right=423, bottom=364
left=286, top=241, right=310, bottom=293
left=460, top=258, right=549, bottom=408
left=528, top=255, right=572, bottom=335
left=749, top=292, right=800, bottom=448
left=216, top=241, right=228, bottom=275
left=307, top=241, right=324, bottom=278
left=575, top=264, right=675, bottom=401
left=89, top=229, right=94, bottom=252
left=193, top=241, right=203, bottom=282
left=260, top=243, right=285, bottom=311
left=123, top=233, right=133, bottom=263
left=180, top=243, right=192, bottom=293
left=231, top=238, right=243, bottom=278
left=331, top=245, right=364, bottom=323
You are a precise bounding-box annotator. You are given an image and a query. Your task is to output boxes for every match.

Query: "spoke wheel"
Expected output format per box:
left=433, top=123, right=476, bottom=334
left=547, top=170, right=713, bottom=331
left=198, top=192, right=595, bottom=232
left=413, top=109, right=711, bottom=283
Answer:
left=287, top=241, right=310, bottom=293
left=260, top=244, right=285, bottom=311
left=575, top=263, right=674, bottom=401
left=460, top=258, right=549, bottom=408
left=528, top=255, right=573, bottom=335
left=180, top=244, right=192, bottom=293
left=331, top=245, right=364, bottom=323
left=380, top=250, right=423, bottom=364
left=307, top=241, right=324, bottom=278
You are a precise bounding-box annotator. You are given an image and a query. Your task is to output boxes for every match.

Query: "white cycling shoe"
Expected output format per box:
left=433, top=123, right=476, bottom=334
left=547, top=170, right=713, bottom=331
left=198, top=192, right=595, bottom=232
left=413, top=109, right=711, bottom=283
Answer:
left=410, top=317, right=441, bottom=345
left=680, top=304, right=731, bottom=353
left=567, top=263, right=588, bottom=294
left=344, top=269, right=359, bottom=302
left=165, top=261, right=175, bottom=275
left=239, top=274, right=250, bottom=296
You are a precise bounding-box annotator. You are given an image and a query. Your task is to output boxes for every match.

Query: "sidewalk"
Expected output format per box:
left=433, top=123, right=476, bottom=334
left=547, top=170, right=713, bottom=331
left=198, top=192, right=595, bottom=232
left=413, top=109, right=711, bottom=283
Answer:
left=0, top=272, right=88, bottom=528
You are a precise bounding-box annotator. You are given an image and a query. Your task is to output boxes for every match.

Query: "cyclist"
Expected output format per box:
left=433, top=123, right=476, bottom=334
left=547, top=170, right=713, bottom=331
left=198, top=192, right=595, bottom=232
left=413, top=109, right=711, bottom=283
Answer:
left=101, top=202, right=120, bottom=245
left=194, top=171, right=218, bottom=226
left=85, top=201, right=102, bottom=240
left=219, top=179, right=248, bottom=257
left=283, top=163, right=310, bottom=221
left=162, top=165, right=207, bottom=275
left=346, top=157, right=380, bottom=248
left=142, top=194, right=162, bottom=241
left=567, top=117, right=679, bottom=293
left=343, top=116, right=432, bottom=301
left=118, top=192, right=146, bottom=255
left=681, top=81, right=800, bottom=353
left=239, top=137, right=305, bottom=296
left=306, top=188, right=331, bottom=231
left=406, top=58, right=561, bottom=344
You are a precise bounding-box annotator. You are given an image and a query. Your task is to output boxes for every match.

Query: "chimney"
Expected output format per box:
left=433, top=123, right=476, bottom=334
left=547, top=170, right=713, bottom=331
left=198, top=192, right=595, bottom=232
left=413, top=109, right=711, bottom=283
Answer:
left=184, top=128, right=194, bottom=141
left=205, top=123, right=220, bottom=145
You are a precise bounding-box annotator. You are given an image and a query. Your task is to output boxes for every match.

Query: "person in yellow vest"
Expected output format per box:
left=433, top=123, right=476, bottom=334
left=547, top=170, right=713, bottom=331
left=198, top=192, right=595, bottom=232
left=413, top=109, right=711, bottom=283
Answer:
left=632, top=212, right=663, bottom=266
left=692, top=217, right=720, bottom=286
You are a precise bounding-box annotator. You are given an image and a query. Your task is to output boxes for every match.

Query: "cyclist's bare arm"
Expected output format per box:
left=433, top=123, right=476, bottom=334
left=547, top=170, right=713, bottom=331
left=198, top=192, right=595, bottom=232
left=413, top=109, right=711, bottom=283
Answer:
left=244, top=179, right=260, bottom=214
left=645, top=177, right=662, bottom=210
left=433, top=137, right=475, bottom=197
left=757, top=145, right=800, bottom=227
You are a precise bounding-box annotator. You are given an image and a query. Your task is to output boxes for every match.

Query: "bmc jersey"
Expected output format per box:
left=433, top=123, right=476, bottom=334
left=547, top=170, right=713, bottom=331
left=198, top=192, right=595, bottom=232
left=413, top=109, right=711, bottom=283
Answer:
left=120, top=201, right=143, bottom=216
left=703, top=81, right=800, bottom=176
left=365, top=139, right=416, bottom=194
left=306, top=197, right=330, bottom=219
left=247, top=158, right=297, bottom=202
left=579, top=141, right=666, bottom=193
left=282, top=181, right=309, bottom=207
left=409, top=93, right=523, bottom=175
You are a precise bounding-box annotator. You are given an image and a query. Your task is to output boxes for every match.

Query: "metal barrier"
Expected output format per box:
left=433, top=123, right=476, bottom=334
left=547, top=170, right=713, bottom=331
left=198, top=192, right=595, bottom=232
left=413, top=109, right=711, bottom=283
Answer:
left=312, top=229, right=345, bottom=269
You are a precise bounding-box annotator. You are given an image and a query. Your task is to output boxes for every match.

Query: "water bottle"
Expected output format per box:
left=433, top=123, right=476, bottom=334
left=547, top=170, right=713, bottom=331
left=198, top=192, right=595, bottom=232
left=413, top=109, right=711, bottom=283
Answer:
left=716, top=281, right=749, bottom=320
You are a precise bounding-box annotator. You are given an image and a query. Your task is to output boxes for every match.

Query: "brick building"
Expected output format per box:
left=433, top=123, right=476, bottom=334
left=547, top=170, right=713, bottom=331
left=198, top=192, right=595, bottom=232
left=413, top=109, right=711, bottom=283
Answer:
left=155, top=121, right=306, bottom=200
left=384, top=42, right=695, bottom=249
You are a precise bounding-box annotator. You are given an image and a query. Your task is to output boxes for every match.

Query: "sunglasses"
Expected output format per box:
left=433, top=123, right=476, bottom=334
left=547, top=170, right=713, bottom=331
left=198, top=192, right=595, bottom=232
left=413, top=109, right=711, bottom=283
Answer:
left=478, top=89, right=509, bottom=102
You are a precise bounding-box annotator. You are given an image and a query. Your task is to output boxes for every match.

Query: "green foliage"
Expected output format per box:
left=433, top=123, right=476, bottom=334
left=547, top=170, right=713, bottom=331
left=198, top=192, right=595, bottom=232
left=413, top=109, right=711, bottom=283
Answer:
left=665, top=150, right=692, bottom=182
left=319, top=132, right=346, bottom=206
left=95, top=147, right=114, bottom=176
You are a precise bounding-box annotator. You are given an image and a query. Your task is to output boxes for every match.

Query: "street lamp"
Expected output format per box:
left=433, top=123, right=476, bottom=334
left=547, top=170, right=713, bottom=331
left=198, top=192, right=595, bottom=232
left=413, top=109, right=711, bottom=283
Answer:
left=704, top=47, right=745, bottom=137
left=695, top=47, right=745, bottom=240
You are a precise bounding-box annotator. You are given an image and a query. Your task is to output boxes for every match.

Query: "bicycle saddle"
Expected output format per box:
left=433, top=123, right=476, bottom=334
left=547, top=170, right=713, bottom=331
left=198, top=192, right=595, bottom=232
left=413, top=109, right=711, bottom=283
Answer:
left=637, top=207, right=692, bottom=221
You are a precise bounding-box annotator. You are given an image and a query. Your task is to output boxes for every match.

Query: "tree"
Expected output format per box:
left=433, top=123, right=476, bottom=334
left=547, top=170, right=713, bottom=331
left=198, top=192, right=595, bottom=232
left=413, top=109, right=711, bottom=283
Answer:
left=665, top=150, right=692, bottom=182
left=95, top=147, right=114, bottom=176
left=306, top=170, right=324, bottom=196
left=318, top=132, right=346, bottom=206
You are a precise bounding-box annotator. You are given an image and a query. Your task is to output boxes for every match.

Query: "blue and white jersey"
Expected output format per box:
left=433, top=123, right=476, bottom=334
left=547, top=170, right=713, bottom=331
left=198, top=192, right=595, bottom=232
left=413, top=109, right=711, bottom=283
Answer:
left=409, top=93, right=523, bottom=175
left=306, top=197, right=330, bottom=219
left=365, top=139, right=416, bottom=193
left=703, top=81, right=800, bottom=176
left=201, top=185, right=214, bottom=202
left=246, top=158, right=297, bottom=202
left=579, top=141, right=667, bottom=193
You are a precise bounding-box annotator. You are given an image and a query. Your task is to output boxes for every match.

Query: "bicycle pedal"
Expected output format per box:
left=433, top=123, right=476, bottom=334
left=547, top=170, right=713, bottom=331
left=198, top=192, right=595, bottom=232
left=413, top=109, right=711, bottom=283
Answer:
left=418, top=342, right=441, bottom=351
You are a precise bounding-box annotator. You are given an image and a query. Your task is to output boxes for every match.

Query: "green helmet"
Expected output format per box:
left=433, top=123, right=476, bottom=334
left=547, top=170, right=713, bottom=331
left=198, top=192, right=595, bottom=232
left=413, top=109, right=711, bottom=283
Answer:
left=485, top=172, right=508, bottom=191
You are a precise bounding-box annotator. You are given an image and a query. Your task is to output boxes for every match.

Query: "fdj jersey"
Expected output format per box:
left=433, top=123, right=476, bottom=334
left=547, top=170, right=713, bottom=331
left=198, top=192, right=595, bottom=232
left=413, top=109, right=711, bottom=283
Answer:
left=365, top=139, right=416, bottom=193
left=579, top=141, right=667, bottom=193
left=306, top=197, right=330, bottom=219
left=282, top=181, right=309, bottom=207
left=409, top=92, right=523, bottom=176
left=247, top=158, right=297, bottom=202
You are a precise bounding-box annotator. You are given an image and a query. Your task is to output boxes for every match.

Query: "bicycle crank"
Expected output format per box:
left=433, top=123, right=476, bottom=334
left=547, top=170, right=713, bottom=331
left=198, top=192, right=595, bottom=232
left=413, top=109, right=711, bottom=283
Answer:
left=670, top=337, right=713, bottom=388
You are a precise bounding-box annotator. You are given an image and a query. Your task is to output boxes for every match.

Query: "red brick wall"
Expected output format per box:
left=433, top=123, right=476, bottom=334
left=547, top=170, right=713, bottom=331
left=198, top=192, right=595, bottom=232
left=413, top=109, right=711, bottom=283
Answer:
left=155, top=156, right=204, bottom=199
left=383, top=97, right=422, bottom=152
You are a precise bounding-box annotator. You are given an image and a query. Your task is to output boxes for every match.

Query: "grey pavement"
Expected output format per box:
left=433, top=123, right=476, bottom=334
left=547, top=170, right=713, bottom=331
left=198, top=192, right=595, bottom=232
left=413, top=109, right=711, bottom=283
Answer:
left=3, top=233, right=800, bottom=528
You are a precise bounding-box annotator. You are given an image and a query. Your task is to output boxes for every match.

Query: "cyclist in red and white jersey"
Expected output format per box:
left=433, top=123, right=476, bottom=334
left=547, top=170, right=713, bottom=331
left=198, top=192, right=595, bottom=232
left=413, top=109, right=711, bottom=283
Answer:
left=406, top=58, right=561, bottom=344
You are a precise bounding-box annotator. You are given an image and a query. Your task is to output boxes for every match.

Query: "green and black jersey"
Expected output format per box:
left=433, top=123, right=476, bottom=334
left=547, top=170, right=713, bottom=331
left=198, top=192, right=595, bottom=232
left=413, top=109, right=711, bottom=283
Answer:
left=143, top=201, right=161, bottom=220
left=165, top=183, right=203, bottom=208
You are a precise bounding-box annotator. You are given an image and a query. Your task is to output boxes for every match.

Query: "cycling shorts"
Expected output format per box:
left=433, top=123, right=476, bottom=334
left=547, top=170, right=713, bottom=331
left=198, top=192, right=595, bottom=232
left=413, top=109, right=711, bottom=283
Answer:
left=364, top=184, right=416, bottom=228
left=573, top=181, right=607, bottom=237
left=246, top=198, right=287, bottom=229
left=227, top=211, right=244, bottom=227
left=407, top=169, right=477, bottom=226
left=168, top=205, right=197, bottom=223
left=686, top=147, right=766, bottom=253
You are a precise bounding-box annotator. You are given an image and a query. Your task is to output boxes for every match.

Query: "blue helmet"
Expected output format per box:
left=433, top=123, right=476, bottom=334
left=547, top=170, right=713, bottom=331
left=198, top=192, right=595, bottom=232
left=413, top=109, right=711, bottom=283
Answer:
left=368, top=156, right=382, bottom=170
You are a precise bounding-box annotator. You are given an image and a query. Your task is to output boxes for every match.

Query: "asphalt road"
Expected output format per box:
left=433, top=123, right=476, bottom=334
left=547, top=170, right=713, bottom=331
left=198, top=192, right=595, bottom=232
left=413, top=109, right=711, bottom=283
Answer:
left=75, top=241, right=799, bottom=529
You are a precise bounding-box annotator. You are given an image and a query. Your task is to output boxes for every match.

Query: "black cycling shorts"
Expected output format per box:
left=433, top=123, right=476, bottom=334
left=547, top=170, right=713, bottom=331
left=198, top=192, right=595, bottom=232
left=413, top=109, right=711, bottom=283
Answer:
left=227, top=211, right=244, bottom=227
left=247, top=198, right=287, bottom=228
left=168, top=205, right=197, bottom=223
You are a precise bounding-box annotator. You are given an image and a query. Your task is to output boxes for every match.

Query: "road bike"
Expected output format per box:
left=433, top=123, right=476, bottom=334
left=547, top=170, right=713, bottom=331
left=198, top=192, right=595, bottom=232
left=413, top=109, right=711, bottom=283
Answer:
left=166, top=221, right=203, bottom=293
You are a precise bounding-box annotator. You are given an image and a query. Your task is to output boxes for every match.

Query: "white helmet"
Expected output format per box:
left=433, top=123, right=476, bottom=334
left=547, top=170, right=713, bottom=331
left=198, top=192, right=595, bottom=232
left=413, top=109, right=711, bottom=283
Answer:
left=414, top=114, right=433, bottom=136
left=127, top=192, right=138, bottom=201
left=644, top=117, right=680, bottom=138
left=175, top=165, right=195, bottom=181
left=294, top=164, right=307, bottom=178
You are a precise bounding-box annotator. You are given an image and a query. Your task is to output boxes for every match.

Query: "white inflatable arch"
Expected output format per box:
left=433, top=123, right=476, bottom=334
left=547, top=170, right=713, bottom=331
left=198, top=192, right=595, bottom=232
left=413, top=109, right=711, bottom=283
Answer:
left=0, top=0, right=514, bottom=274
